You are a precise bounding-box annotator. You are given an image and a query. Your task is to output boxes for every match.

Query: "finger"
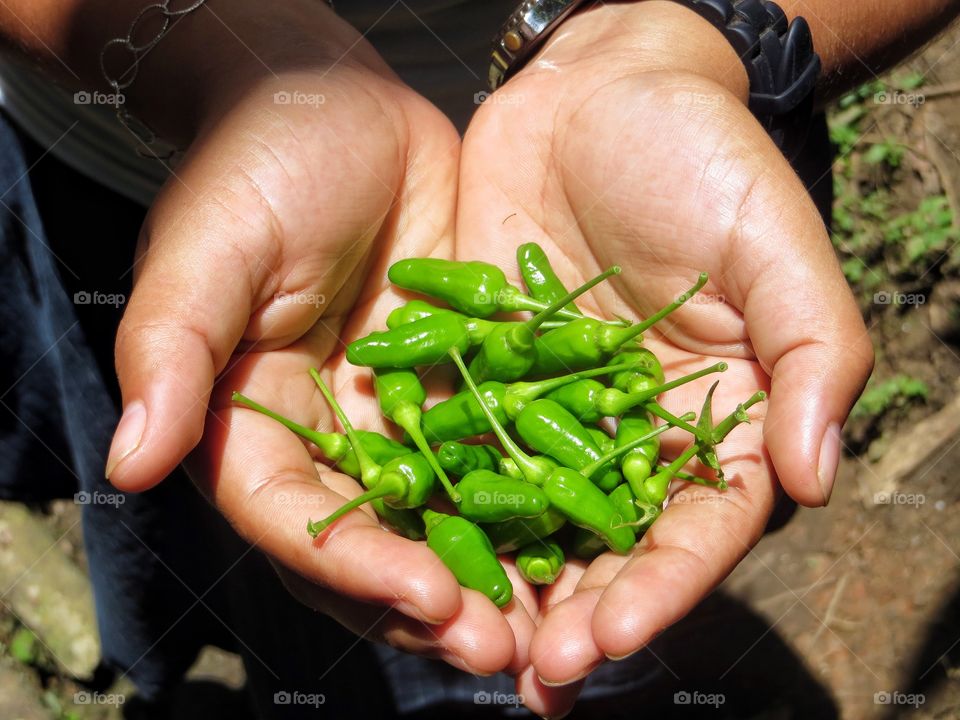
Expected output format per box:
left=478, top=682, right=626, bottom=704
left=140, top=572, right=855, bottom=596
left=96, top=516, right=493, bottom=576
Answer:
left=529, top=587, right=605, bottom=686
left=279, top=569, right=516, bottom=676
left=187, top=360, right=463, bottom=625
left=106, top=88, right=418, bottom=492
left=591, top=428, right=776, bottom=662
left=500, top=558, right=539, bottom=673
left=514, top=664, right=584, bottom=719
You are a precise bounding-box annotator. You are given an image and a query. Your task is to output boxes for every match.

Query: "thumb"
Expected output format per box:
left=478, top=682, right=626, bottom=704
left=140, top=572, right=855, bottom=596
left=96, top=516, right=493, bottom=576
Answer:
left=105, top=171, right=280, bottom=492
left=736, top=175, right=874, bottom=507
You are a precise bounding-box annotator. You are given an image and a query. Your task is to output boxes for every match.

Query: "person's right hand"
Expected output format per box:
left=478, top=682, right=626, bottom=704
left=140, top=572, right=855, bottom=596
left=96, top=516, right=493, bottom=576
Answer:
left=103, top=2, right=536, bottom=677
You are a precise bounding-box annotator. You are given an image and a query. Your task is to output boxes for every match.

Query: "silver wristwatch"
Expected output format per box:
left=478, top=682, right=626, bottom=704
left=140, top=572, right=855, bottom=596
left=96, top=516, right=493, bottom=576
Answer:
left=488, top=0, right=590, bottom=90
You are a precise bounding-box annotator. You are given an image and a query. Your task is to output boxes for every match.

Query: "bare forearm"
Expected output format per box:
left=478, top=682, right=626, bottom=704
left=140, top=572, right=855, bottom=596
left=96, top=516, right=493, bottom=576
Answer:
left=781, top=0, right=960, bottom=96
left=0, top=0, right=353, bottom=141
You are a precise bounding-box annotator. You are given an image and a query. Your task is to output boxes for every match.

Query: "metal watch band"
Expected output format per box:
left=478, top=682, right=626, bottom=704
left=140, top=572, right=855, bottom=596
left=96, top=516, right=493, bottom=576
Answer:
left=489, top=0, right=589, bottom=91
left=488, top=0, right=820, bottom=157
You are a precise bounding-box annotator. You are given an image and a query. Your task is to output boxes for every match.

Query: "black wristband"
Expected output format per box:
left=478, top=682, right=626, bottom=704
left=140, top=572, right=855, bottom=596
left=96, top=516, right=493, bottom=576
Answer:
left=665, top=0, right=820, bottom=158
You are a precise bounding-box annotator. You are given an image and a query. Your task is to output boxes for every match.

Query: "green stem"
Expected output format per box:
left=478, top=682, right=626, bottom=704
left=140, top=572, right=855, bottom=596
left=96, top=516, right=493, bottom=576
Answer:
left=634, top=272, right=709, bottom=334
left=712, top=391, right=767, bottom=441
left=231, top=392, right=348, bottom=461
left=392, top=403, right=461, bottom=504
left=600, top=362, right=727, bottom=416
left=582, top=412, right=696, bottom=478
left=639, top=443, right=700, bottom=501
left=525, top=266, right=620, bottom=332
left=307, top=474, right=404, bottom=537
left=644, top=402, right=706, bottom=441
left=309, top=368, right=381, bottom=489
left=448, top=347, right=543, bottom=484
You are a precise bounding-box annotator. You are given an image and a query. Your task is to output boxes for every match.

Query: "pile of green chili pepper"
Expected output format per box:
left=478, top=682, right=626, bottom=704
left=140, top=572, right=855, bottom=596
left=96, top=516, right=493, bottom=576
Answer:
left=232, top=243, right=766, bottom=609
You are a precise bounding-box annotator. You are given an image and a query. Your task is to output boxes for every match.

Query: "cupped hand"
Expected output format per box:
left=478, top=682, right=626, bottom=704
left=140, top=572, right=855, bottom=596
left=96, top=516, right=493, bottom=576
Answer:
left=457, top=2, right=873, bottom=714
left=104, top=2, right=536, bottom=677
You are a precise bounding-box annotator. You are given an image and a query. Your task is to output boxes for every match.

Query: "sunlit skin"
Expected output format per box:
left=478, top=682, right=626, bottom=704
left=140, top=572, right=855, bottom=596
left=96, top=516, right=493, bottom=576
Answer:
left=9, top=0, right=960, bottom=716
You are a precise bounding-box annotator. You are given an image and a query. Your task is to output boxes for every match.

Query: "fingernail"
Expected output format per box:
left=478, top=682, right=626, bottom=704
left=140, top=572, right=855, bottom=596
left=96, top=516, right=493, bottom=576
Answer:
left=817, top=422, right=841, bottom=505
left=105, top=401, right=146, bottom=479
left=605, top=649, right=638, bottom=661
left=537, top=665, right=596, bottom=687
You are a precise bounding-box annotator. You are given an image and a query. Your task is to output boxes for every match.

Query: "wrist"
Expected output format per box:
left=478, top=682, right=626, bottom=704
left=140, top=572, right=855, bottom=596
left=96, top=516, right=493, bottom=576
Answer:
left=533, top=1, right=750, bottom=104
left=107, top=1, right=380, bottom=145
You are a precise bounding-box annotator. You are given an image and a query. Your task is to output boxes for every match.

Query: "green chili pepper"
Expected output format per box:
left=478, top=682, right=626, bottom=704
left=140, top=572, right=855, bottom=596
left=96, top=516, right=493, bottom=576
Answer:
left=386, top=298, right=568, bottom=333
left=609, top=348, right=665, bottom=390
left=584, top=425, right=614, bottom=453
left=307, top=451, right=435, bottom=537
left=306, top=369, right=436, bottom=536
left=616, top=411, right=660, bottom=489
left=437, top=441, right=501, bottom=476
left=481, top=508, right=567, bottom=553
left=572, top=483, right=640, bottom=558
left=373, top=367, right=460, bottom=503
left=421, top=360, right=645, bottom=444
left=514, top=399, right=614, bottom=483
left=543, top=379, right=606, bottom=424
left=420, top=380, right=509, bottom=444
left=595, top=362, right=728, bottom=417
left=346, top=314, right=474, bottom=369
left=449, top=348, right=564, bottom=486
left=516, top=539, right=565, bottom=585
left=517, top=242, right=583, bottom=316
left=230, top=392, right=409, bottom=478
left=388, top=257, right=584, bottom=321
left=543, top=468, right=636, bottom=554
left=530, top=273, right=709, bottom=375
left=422, top=509, right=513, bottom=607
left=372, top=500, right=426, bottom=540
left=456, top=470, right=549, bottom=523
left=467, top=266, right=620, bottom=383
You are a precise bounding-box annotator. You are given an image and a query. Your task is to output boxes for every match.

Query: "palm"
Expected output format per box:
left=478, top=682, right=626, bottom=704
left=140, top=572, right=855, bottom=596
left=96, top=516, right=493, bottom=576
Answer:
left=457, top=66, right=792, bottom=710
left=176, top=79, right=539, bottom=679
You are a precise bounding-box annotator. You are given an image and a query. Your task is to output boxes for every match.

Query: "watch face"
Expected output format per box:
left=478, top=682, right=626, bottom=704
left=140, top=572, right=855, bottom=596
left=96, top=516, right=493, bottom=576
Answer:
left=523, top=0, right=576, bottom=34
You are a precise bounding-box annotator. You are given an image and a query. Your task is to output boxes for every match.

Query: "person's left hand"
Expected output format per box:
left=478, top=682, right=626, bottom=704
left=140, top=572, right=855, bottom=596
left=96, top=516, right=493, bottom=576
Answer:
left=455, top=3, right=873, bottom=716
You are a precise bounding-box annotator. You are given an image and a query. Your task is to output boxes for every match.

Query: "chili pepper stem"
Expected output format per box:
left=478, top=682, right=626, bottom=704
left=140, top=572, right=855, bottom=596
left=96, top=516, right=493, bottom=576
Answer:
left=598, top=362, right=728, bottom=416
left=309, top=368, right=382, bottom=489
left=582, top=411, right=697, bottom=478
left=503, top=359, right=656, bottom=419
left=448, top=347, right=545, bottom=484
left=644, top=402, right=706, bottom=441
left=391, top=403, right=461, bottom=504
left=633, top=272, right=709, bottom=335
left=231, top=391, right=348, bottom=461
left=634, top=443, right=700, bottom=502
left=307, top=474, right=404, bottom=537
left=712, top=391, right=767, bottom=441
left=525, top=266, right=620, bottom=331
